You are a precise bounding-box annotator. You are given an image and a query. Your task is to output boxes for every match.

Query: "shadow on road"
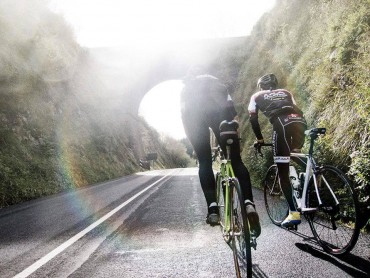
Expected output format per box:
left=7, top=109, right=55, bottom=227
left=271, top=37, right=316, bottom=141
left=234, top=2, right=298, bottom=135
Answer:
left=273, top=224, right=370, bottom=277
left=295, top=243, right=370, bottom=278
left=252, top=264, right=269, bottom=278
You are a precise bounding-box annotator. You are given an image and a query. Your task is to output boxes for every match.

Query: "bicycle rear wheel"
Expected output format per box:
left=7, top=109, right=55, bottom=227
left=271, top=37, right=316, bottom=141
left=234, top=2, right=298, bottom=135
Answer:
left=230, top=178, right=252, bottom=278
left=306, top=165, right=360, bottom=255
left=264, top=165, right=289, bottom=225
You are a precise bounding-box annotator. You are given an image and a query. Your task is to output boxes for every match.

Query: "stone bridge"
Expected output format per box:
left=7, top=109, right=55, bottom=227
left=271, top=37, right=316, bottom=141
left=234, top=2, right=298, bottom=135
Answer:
left=89, top=37, right=246, bottom=160
left=91, top=37, right=246, bottom=116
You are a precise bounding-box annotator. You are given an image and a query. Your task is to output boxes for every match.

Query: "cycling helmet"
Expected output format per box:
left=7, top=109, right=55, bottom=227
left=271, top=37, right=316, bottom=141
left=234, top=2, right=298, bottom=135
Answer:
left=257, top=73, right=278, bottom=90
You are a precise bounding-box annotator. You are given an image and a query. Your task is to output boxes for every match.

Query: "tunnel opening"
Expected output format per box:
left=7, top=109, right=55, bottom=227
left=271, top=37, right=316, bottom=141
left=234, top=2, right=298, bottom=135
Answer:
left=138, top=80, right=186, bottom=140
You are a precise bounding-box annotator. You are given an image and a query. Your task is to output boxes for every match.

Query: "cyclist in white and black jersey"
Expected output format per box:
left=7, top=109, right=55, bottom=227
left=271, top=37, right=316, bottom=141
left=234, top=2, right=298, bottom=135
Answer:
left=248, top=73, right=307, bottom=227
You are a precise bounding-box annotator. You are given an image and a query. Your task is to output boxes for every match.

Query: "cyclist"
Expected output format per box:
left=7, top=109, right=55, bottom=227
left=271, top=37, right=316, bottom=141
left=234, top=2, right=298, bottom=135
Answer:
left=248, top=73, right=307, bottom=227
left=181, top=66, right=261, bottom=237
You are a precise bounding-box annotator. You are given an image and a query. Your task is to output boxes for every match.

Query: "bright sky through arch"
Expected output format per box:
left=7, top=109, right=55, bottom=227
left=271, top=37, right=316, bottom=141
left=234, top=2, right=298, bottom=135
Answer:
left=139, top=81, right=185, bottom=140
left=49, top=0, right=276, bottom=47
left=49, top=0, right=276, bottom=139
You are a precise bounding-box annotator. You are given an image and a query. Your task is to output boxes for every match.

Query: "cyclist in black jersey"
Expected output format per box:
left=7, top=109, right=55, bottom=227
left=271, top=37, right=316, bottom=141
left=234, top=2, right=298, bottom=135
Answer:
left=181, top=66, right=261, bottom=236
left=248, top=73, right=307, bottom=227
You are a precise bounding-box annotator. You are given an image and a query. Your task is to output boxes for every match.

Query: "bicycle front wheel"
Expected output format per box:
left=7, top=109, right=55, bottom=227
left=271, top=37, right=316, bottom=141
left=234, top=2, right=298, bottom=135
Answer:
left=306, top=165, right=360, bottom=255
left=230, top=178, right=252, bottom=278
left=264, top=165, right=289, bottom=225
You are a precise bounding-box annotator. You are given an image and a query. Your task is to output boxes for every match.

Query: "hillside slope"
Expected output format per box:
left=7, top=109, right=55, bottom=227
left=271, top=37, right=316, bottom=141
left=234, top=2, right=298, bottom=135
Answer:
left=232, top=0, right=369, bottom=227
left=0, top=0, right=190, bottom=207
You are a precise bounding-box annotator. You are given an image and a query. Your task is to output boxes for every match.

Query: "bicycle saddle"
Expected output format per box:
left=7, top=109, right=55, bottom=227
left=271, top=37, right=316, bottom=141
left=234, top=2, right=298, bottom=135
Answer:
left=219, top=120, right=239, bottom=145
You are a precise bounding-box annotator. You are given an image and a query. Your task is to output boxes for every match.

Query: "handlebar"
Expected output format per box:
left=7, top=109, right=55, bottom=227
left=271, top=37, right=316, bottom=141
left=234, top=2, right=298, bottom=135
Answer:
left=304, top=128, right=326, bottom=141
left=253, top=142, right=273, bottom=158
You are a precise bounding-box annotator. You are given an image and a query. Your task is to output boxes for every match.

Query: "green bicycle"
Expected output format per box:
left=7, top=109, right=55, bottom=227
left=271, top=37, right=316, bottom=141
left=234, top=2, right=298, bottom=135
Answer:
left=215, top=120, right=255, bottom=278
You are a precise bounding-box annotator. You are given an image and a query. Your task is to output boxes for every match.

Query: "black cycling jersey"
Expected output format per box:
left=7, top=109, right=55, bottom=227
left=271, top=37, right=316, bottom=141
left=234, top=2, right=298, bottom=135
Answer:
left=248, top=89, right=303, bottom=120
left=181, top=74, right=237, bottom=121
left=248, top=89, right=304, bottom=140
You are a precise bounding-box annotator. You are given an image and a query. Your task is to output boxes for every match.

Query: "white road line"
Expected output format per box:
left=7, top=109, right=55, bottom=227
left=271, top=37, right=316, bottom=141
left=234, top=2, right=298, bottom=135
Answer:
left=14, top=171, right=174, bottom=278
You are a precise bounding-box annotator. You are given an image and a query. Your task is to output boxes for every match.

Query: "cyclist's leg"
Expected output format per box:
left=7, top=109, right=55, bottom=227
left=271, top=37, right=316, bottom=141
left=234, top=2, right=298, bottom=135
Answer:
left=289, top=119, right=307, bottom=169
left=230, top=147, right=253, bottom=202
left=272, top=117, right=301, bottom=227
left=231, top=150, right=261, bottom=237
left=272, top=117, right=295, bottom=210
left=182, top=112, right=219, bottom=223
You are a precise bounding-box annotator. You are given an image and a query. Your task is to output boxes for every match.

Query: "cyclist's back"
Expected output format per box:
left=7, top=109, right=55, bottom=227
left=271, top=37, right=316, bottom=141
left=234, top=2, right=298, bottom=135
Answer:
left=248, top=89, right=303, bottom=121
left=181, top=74, right=236, bottom=121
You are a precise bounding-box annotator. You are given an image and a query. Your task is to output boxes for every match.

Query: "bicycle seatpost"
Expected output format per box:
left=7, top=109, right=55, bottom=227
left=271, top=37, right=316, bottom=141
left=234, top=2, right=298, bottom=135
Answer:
left=226, top=145, right=231, bottom=160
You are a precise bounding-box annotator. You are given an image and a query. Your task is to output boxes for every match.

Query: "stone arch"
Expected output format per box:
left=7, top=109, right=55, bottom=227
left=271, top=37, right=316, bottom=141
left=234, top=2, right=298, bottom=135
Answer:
left=89, top=37, right=246, bottom=159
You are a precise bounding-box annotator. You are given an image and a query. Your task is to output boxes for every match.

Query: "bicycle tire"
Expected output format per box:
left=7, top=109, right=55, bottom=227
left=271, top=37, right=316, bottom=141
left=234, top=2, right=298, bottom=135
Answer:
left=230, top=178, right=252, bottom=278
left=263, top=165, right=289, bottom=225
left=306, top=165, right=360, bottom=255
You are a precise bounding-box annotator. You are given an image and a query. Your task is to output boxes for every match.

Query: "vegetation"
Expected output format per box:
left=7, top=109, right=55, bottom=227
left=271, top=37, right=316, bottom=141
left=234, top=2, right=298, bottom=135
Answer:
left=0, top=0, right=190, bottom=207
left=229, top=0, right=370, bottom=229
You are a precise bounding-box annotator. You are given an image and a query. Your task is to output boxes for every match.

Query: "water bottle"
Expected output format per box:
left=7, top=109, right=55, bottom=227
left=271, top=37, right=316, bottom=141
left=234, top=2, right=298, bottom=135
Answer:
left=298, top=172, right=305, bottom=188
left=289, top=165, right=300, bottom=189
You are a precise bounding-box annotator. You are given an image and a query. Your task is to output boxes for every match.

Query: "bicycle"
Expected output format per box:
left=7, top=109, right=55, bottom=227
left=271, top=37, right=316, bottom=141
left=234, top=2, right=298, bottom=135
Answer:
left=256, top=127, right=360, bottom=255
left=214, top=120, right=255, bottom=278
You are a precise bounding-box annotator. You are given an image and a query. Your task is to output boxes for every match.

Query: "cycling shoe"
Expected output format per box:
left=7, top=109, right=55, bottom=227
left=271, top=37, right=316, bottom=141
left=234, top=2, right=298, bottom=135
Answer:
left=206, top=202, right=220, bottom=226
left=245, top=200, right=261, bottom=238
left=281, top=211, right=301, bottom=228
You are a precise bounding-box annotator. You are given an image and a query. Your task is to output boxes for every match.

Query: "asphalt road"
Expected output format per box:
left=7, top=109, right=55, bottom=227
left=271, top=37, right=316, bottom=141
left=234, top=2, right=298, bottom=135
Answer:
left=0, top=168, right=369, bottom=277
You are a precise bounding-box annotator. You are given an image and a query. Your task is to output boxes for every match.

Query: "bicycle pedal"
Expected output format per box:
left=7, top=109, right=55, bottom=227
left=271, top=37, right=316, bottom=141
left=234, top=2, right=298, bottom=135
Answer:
left=283, top=224, right=298, bottom=231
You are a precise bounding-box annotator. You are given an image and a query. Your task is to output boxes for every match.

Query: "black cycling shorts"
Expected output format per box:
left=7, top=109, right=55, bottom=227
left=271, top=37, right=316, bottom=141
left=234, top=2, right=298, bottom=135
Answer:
left=271, top=114, right=307, bottom=164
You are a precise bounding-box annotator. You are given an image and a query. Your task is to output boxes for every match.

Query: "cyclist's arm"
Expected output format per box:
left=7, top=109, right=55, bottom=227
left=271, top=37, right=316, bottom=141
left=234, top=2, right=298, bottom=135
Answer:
left=249, top=113, right=264, bottom=142
left=248, top=94, right=264, bottom=142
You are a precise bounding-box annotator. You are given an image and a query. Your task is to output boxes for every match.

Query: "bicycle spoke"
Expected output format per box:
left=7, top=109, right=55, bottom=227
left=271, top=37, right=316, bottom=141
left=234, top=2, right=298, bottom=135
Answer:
left=216, top=173, right=226, bottom=230
left=264, top=165, right=289, bottom=225
left=231, top=178, right=252, bottom=278
left=306, top=166, right=360, bottom=255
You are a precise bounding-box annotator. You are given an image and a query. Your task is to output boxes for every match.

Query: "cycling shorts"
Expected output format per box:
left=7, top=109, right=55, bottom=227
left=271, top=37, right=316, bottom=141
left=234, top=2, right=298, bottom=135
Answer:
left=271, top=114, right=307, bottom=164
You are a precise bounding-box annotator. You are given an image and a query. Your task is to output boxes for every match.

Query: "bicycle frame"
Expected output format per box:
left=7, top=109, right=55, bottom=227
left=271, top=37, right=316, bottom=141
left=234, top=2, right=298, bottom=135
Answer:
left=217, top=120, right=254, bottom=276
left=219, top=145, right=236, bottom=234
left=261, top=128, right=360, bottom=255
left=290, top=152, right=314, bottom=212
left=258, top=128, right=340, bottom=214
left=291, top=138, right=339, bottom=213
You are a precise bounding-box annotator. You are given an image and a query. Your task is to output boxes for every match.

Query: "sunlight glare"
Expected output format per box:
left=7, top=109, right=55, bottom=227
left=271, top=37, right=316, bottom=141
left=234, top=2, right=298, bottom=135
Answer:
left=49, top=0, right=276, bottom=47
left=139, top=80, right=186, bottom=140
